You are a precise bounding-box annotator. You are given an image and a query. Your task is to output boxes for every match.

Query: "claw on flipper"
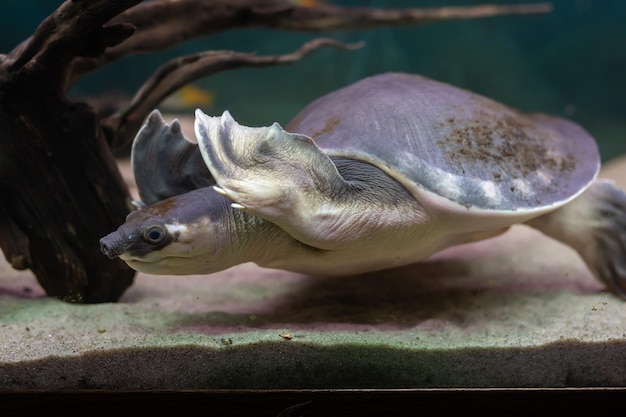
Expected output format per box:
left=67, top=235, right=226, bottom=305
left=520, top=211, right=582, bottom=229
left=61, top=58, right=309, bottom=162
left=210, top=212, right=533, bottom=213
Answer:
left=213, top=186, right=227, bottom=196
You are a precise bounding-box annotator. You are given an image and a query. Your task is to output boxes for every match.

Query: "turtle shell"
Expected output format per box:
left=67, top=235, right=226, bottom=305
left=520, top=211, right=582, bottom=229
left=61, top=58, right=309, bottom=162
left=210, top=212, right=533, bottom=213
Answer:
left=286, top=73, right=599, bottom=212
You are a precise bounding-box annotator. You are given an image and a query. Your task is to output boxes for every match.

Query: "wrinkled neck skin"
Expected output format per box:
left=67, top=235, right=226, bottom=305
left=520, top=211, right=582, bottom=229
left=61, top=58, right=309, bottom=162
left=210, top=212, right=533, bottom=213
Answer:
left=103, top=187, right=300, bottom=276
left=224, top=201, right=309, bottom=272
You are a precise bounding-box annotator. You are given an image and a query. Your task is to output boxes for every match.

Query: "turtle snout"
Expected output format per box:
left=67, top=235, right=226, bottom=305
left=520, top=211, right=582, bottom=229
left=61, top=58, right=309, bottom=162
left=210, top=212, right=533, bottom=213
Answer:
left=100, top=232, right=126, bottom=259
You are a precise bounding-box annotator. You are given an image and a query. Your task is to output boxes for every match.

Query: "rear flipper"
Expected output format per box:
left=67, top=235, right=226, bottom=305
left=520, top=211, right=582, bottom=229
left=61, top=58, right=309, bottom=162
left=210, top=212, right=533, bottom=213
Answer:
left=526, top=179, right=626, bottom=298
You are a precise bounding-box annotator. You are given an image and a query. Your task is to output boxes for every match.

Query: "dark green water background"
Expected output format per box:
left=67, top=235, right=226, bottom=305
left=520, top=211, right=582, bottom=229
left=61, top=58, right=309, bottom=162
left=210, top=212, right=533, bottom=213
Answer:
left=1, top=0, right=624, bottom=161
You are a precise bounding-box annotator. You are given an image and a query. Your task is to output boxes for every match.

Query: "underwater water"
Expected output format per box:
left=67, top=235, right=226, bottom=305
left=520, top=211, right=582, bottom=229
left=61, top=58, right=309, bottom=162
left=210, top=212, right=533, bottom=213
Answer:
left=1, top=0, right=624, bottom=161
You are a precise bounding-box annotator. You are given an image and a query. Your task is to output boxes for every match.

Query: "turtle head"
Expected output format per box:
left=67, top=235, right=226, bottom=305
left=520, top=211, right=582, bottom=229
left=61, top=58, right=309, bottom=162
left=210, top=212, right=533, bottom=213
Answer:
left=100, top=187, right=242, bottom=275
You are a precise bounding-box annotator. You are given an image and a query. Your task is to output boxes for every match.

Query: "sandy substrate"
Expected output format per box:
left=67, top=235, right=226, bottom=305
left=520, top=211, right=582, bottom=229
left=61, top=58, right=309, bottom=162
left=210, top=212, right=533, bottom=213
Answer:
left=1, top=133, right=625, bottom=389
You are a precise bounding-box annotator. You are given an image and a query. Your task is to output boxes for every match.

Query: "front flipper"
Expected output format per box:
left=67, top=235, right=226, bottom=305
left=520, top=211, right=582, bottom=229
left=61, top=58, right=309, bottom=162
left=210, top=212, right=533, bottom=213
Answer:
left=194, top=109, right=347, bottom=248
left=131, top=110, right=214, bottom=205
left=527, top=179, right=626, bottom=299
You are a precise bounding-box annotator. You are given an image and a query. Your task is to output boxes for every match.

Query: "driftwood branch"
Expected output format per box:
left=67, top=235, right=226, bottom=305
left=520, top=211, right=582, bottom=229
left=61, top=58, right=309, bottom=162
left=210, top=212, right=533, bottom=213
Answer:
left=68, top=0, right=552, bottom=86
left=7, top=0, right=140, bottom=91
left=0, top=0, right=141, bottom=302
left=103, top=38, right=363, bottom=152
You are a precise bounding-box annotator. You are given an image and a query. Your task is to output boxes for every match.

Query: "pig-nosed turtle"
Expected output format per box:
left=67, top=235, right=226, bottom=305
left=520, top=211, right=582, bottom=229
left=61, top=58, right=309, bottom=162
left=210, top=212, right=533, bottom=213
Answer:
left=100, top=73, right=626, bottom=298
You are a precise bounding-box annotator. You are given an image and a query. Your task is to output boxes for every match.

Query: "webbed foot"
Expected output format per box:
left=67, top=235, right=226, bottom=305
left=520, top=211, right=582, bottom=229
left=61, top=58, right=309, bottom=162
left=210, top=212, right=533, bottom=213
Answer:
left=582, top=180, right=626, bottom=297
left=194, top=109, right=341, bottom=223
left=131, top=110, right=212, bottom=205
left=527, top=179, right=626, bottom=298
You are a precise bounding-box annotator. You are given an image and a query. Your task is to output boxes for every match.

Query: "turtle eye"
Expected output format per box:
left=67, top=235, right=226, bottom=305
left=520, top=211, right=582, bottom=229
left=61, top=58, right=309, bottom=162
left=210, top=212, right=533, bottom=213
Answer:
left=141, top=225, right=166, bottom=244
